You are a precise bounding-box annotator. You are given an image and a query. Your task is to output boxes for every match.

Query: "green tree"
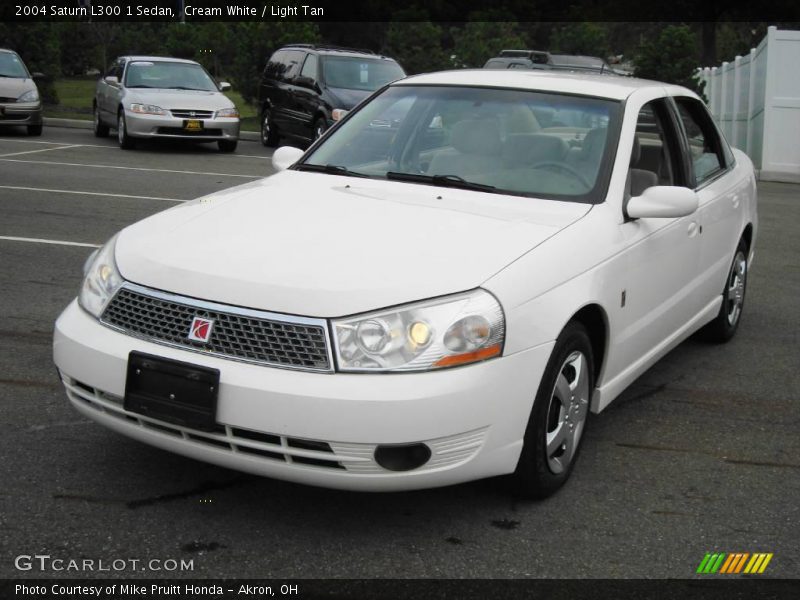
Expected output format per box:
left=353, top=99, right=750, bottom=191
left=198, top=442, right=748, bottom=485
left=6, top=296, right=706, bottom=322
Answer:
left=450, top=21, right=527, bottom=68
left=550, top=22, right=609, bottom=57
left=634, top=25, right=701, bottom=90
left=384, top=20, right=449, bottom=75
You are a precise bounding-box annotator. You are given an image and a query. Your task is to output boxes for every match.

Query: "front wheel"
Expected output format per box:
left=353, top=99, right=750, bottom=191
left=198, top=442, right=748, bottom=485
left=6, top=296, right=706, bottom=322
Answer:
left=117, top=112, right=135, bottom=150
left=510, top=322, right=594, bottom=499
left=699, top=239, right=748, bottom=343
left=313, top=117, right=328, bottom=141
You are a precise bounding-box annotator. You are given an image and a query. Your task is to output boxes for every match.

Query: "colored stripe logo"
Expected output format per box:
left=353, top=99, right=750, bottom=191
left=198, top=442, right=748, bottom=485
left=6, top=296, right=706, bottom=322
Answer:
left=697, top=552, right=773, bottom=574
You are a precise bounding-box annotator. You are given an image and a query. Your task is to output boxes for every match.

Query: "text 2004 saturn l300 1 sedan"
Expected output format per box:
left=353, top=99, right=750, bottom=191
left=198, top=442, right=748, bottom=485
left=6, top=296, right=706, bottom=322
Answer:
left=54, top=70, right=757, bottom=498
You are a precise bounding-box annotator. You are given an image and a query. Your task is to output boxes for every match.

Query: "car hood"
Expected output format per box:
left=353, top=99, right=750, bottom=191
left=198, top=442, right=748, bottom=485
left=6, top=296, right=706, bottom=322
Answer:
left=0, top=77, right=36, bottom=99
left=324, top=86, right=371, bottom=110
left=124, top=88, right=233, bottom=110
left=115, top=171, right=591, bottom=317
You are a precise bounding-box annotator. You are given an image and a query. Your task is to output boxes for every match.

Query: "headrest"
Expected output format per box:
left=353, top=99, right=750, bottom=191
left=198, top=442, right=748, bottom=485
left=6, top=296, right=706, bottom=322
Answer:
left=581, top=127, right=607, bottom=162
left=451, top=119, right=502, bottom=156
left=503, top=133, right=568, bottom=167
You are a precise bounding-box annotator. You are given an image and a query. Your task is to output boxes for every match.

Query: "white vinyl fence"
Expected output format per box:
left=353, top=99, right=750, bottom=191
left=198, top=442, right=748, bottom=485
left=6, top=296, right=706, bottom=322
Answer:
left=697, top=26, right=800, bottom=183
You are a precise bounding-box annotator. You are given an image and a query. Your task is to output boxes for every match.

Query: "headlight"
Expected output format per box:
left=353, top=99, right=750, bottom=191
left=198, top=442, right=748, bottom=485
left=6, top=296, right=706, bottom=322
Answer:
left=130, top=103, right=166, bottom=116
left=17, top=89, right=39, bottom=103
left=333, top=289, right=504, bottom=372
left=78, top=235, right=124, bottom=319
left=215, top=107, right=239, bottom=118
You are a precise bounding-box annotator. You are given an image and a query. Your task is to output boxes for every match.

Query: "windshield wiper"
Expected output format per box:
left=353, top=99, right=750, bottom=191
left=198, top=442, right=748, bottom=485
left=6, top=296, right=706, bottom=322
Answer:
left=125, top=84, right=154, bottom=88
left=295, top=163, right=370, bottom=178
left=386, top=172, right=497, bottom=193
left=164, top=86, right=207, bottom=91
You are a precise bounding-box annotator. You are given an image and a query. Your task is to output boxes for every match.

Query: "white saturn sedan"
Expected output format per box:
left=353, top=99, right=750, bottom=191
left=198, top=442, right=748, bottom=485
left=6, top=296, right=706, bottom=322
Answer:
left=54, top=70, right=757, bottom=498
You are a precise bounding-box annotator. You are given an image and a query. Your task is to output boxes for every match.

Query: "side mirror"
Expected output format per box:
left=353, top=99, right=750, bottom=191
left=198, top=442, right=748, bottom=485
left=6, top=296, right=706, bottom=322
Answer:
left=295, top=76, right=317, bottom=91
left=627, top=186, right=699, bottom=219
left=218, top=81, right=231, bottom=92
left=104, top=75, right=119, bottom=85
left=272, top=146, right=304, bottom=172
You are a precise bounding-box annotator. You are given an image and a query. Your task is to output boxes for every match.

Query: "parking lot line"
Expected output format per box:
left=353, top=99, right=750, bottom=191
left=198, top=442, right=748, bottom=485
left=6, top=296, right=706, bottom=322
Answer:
left=0, top=185, right=184, bottom=203
left=0, top=235, right=100, bottom=248
left=0, top=145, right=83, bottom=158
left=0, top=158, right=261, bottom=178
left=0, top=138, right=75, bottom=145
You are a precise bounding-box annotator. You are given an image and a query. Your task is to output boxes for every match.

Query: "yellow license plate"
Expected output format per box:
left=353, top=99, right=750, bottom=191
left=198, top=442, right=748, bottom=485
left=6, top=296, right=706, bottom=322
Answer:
left=184, top=119, right=203, bottom=131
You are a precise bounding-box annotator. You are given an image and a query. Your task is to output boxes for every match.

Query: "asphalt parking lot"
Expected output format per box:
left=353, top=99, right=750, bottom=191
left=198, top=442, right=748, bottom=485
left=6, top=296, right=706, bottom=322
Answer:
left=0, top=126, right=798, bottom=580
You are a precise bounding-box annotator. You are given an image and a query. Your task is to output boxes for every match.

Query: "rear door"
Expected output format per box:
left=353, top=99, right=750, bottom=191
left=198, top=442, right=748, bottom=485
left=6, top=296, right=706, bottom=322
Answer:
left=670, top=95, right=745, bottom=306
left=292, top=53, right=321, bottom=140
left=271, top=50, right=305, bottom=135
left=98, top=58, right=123, bottom=121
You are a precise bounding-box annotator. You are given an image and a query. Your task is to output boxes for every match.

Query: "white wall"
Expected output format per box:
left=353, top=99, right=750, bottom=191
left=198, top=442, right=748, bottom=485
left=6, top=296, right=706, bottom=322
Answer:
left=698, top=27, right=800, bottom=183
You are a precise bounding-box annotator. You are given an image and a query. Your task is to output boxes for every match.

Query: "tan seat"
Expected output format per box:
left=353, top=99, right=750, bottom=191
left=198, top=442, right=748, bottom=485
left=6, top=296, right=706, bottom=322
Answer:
left=427, top=119, right=503, bottom=178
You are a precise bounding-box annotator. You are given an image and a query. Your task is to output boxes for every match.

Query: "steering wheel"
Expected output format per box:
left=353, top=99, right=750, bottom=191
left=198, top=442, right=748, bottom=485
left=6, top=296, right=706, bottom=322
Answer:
left=530, top=162, right=592, bottom=188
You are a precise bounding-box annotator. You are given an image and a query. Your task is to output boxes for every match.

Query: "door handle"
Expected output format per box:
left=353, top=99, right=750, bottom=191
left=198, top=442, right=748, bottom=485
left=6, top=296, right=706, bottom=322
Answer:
left=731, top=194, right=741, bottom=208
left=687, top=221, right=699, bottom=237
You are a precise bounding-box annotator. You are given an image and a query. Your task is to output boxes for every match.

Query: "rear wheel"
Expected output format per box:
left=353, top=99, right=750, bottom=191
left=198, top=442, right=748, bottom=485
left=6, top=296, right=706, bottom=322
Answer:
left=27, top=124, right=42, bottom=136
left=218, top=139, right=238, bottom=153
left=261, top=108, right=278, bottom=147
left=93, top=105, right=109, bottom=137
left=511, top=322, right=593, bottom=499
left=699, top=239, right=748, bottom=342
left=117, top=111, right=135, bottom=150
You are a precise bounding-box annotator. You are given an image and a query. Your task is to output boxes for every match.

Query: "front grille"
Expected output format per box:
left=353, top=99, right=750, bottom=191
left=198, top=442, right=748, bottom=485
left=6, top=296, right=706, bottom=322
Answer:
left=101, top=285, right=331, bottom=371
left=0, top=97, right=17, bottom=103
left=170, top=109, right=214, bottom=119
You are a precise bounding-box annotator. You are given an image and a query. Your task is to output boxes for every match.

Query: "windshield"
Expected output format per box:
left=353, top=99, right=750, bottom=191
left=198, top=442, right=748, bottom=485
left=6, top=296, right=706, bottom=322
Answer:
left=301, top=85, right=620, bottom=202
left=0, top=52, right=30, bottom=78
left=321, top=57, right=405, bottom=91
left=124, top=61, right=218, bottom=91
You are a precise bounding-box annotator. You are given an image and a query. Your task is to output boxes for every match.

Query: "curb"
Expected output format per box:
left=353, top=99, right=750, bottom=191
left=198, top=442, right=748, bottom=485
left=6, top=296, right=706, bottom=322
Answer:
left=42, top=117, right=260, bottom=142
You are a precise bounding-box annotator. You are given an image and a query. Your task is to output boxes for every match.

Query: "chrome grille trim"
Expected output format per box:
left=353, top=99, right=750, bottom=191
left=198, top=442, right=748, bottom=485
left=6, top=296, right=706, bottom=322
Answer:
left=100, top=282, right=334, bottom=372
left=170, top=109, right=214, bottom=119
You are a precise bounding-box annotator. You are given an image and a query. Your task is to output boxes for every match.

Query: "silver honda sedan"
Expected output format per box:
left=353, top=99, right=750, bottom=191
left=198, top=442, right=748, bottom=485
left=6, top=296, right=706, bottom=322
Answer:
left=94, top=56, right=240, bottom=152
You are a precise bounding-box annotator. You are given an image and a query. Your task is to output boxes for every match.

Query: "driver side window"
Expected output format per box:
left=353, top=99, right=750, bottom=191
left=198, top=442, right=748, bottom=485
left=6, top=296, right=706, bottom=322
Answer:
left=629, top=100, right=683, bottom=198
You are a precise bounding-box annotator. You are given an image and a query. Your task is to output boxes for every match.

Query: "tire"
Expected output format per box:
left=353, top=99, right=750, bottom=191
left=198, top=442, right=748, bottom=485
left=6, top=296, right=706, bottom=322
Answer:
left=510, top=322, right=594, bottom=499
left=117, top=111, right=135, bottom=150
left=313, top=116, right=328, bottom=141
left=218, top=139, right=238, bottom=153
left=93, top=105, right=109, bottom=138
left=261, top=108, right=278, bottom=147
left=27, top=124, right=42, bottom=136
left=699, top=239, right=748, bottom=343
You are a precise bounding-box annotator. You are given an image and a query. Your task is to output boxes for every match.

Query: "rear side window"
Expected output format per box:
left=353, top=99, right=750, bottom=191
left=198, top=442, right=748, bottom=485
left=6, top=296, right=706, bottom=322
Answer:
left=673, top=97, right=729, bottom=186
left=264, top=50, right=304, bottom=82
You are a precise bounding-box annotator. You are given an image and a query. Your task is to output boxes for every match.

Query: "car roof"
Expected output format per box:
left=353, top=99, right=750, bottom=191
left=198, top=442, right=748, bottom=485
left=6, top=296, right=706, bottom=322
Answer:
left=280, top=45, right=394, bottom=61
left=122, top=56, right=199, bottom=65
left=396, top=69, right=691, bottom=101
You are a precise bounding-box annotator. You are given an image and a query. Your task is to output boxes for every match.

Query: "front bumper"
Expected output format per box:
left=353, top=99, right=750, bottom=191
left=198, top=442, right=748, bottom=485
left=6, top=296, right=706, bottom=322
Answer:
left=124, top=109, right=239, bottom=141
left=54, top=299, right=554, bottom=491
left=0, top=102, right=42, bottom=126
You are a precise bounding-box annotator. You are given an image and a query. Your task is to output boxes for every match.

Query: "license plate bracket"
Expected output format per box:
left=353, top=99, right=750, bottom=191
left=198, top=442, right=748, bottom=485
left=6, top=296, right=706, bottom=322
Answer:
left=124, top=351, right=220, bottom=432
left=183, top=119, right=203, bottom=132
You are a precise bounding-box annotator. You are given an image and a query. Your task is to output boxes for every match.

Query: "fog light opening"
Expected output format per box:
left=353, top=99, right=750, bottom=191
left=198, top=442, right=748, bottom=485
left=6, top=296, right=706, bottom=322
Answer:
left=374, top=443, right=432, bottom=472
